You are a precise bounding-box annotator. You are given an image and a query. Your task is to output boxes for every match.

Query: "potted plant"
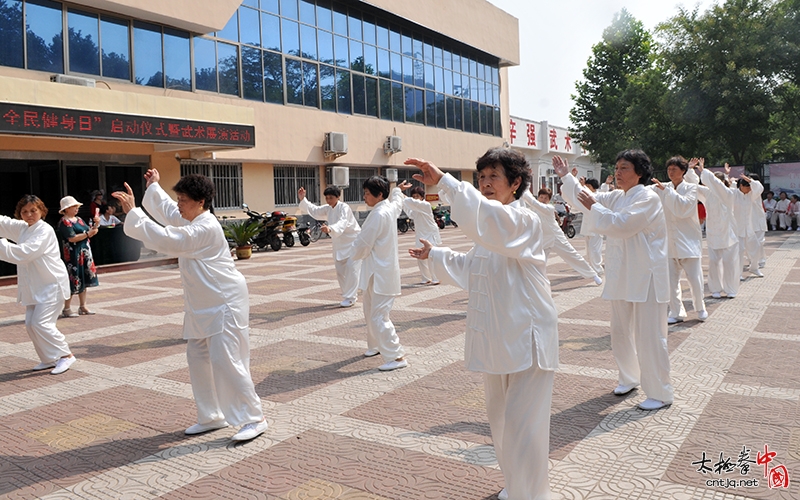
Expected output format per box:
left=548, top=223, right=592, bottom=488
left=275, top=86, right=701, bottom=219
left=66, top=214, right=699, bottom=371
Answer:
left=223, top=219, right=262, bottom=260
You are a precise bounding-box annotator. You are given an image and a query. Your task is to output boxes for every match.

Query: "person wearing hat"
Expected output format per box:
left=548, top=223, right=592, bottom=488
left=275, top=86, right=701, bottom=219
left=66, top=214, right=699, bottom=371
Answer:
left=57, top=195, right=100, bottom=317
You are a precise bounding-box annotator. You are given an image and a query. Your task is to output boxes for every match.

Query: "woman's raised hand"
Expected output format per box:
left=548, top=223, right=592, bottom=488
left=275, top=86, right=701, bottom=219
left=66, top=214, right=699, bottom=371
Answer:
left=144, top=168, right=160, bottom=188
left=111, top=182, right=136, bottom=214
left=404, top=158, right=444, bottom=186
left=552, top=156, right=569, bottom=177
left=408, top=238, right=433, bottom=260
left=298, top=186, right=306, bottom=201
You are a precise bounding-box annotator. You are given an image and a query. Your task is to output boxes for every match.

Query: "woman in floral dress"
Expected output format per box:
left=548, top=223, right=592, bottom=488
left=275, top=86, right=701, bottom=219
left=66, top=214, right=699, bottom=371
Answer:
left=57, top=196, right=99, bottom=318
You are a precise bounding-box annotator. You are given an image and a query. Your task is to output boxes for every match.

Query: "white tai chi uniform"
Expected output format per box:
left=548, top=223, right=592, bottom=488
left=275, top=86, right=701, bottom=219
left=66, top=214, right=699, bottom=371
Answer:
left=299, top=198, right=362, bottom=302
left=0, top=217, right=72, bottom=364
left=732, top=180, right=764, bottom=272
left=763, top=197, right=777, bottom=229
left=521, top=191, right=599, bottom=280
left=772, top=198, right=790, bottom=230
left=429, top=174, right=558, bottom=500
left=562, top=174, right=673, bottom=404
left=694, top=170, right=740, bottom=296
left=98, top=214, right=122, bottom=227
left=568, top=187, right=605, bottom=275
left=351, top=187, right=405, bottom=363
left=651, top=180, right=706, bottom=319
left=123, top=183, right=263, bottom=428
left=401, top=196, right=442, bottom=283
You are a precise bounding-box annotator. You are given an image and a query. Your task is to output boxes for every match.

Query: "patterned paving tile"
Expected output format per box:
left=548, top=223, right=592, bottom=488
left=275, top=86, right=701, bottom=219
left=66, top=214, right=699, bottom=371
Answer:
left=314, top=310, right=465, bottom=349
left=109, top=295, right=188, bottom=316
left=724, top=338, right=800, bottom=389
left=754, top=305, right=800, bottom=335
left=0, top=356, right=88, bottom=398
left=68, top=324, right=186, bottom=367
left=250, top=301, right=345, bottom=331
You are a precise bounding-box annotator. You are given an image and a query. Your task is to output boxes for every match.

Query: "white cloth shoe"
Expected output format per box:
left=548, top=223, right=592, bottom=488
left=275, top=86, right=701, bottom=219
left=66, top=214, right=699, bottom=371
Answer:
left=32, top=361, right=57, bottom=371
left=378, top=359, right=408, bottom=371
left=364, top=348, right=380, bottom=357
left=51, top=356, right=75, bottom=375
left=667, top=317, right=684, bottom=325
left=697, top=310, right=709, bottom=321
left=339, top=298, right=356, bottom=307
left=711, top=292, right=721, bottom=299
left=593, top=275, right=603, bottom=285
left=185, top=420, right=229, bottom=435
left=751, top=269, right=764, bottom=278
left=613, top=384, right=638, bottom=395
left=638, top=398, right=671, bottom=410
left=498, top=488, right=509, bottom=500
left=231, top=419, right=268, bottom=441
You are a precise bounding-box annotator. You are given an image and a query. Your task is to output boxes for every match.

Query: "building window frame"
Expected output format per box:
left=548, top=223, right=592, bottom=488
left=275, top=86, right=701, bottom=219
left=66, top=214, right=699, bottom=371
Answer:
left=179, top=161, right=243, bottom=210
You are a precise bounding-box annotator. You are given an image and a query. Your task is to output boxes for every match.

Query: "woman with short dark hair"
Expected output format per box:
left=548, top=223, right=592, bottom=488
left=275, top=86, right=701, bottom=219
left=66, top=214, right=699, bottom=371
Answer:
left=399, top=183, right=442, bottom=285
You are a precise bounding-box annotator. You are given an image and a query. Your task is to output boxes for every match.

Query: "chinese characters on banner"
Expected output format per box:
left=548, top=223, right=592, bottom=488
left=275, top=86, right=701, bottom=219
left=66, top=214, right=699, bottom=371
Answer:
left=508, top=116, right=541, bottom=150
left=691, top=444, right=790, bottom=490
left=0, top=102, right=256, bottom=147
left=508, top=116, right=585, bottom=156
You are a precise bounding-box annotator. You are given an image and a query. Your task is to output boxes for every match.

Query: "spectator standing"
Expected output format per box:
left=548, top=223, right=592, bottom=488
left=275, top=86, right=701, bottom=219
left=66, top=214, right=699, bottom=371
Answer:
left=57, top=196, right=99, bottom=318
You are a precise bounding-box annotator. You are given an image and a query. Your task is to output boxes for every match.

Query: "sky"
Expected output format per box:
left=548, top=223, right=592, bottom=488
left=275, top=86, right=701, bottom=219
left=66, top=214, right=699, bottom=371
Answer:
left=486, top=0, right=719, bottom=128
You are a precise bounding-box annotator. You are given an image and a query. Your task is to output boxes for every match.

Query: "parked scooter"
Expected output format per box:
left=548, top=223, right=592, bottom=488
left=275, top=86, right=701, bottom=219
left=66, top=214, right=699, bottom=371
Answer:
left=433, top=205, right=458, bottom=229
left=557, top=205, right=576, bottom=239
left=242, top=203, right=284, bottom=251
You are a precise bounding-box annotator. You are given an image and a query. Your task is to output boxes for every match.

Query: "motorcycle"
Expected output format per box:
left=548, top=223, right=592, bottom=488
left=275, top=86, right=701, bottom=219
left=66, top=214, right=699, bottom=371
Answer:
left=397, top=211, right=414, bottom=233
left=557, top=205, right=577, bottom=239
left=433, top=205, right=458, bottom=230
left=242, top=203, right=284, bottom=251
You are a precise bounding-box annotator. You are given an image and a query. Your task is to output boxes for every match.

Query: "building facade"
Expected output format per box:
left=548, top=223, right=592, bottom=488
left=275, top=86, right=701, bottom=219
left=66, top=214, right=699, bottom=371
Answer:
left=0, top=0, right=518, bottom=223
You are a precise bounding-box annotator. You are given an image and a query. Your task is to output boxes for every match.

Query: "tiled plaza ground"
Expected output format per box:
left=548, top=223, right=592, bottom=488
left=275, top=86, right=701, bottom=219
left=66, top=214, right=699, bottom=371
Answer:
left=1, top=228, right=799, bottom=499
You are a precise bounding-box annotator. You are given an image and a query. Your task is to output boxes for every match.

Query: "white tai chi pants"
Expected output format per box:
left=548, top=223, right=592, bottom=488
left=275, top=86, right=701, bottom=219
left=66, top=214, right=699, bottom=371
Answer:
left=738, top=235, right=761, bottom=271
left=485, top=364, right=554, bottom=500
left=708, top=244, right=740, bottom=296
left=417, top=258, right=438, bottom=283
left=668, top=257, right=706, bottom=319
left=334, top=257, right=361, bottom=301
left=186, top=317, right=264, bottom=427
left=362, top=276, right=405, bottom=363
left=771, top=212, right=788, bottom=229
left=25, top=301, right=71, bottom=363
left=548, top=233, right=598, bottom=280
left=584, top=234, right=604, bottom=274
left=610, top=280, right=673, bottom=403
left=755, top=230, right=766, bottom=266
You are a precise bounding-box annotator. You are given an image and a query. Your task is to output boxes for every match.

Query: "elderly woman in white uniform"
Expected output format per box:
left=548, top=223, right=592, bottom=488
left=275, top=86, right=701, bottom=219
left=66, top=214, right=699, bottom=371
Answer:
left=298, top=185, right=361, bottom=307
left=650, top=156, right=707, bottom=323
left=400, top=185, right=442, bottom=284
left=555, top=151, right=672, bottom=411
left=113, top=170, right=266, bottom=442
left=406, top=148, right=558, bottom=500
left=731, top=168, right=765, bottom=278
left=0, top=195, right=76, bottom=375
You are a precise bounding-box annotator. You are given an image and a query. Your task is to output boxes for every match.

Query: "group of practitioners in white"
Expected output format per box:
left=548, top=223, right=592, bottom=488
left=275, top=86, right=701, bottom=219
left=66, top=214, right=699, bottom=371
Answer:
left=0, top=145, right=779, bottom=499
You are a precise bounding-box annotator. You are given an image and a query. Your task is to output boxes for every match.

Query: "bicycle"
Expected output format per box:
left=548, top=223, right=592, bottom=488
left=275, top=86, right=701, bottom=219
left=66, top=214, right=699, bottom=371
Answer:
left=308, top=220, right=325, bottom=242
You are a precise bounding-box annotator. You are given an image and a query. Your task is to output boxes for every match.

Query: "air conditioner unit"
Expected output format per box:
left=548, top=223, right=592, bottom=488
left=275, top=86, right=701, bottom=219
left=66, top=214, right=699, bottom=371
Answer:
left=384, top=135, right=402, bottom=154
left=51, top=74, right=96, bottom=88
left=324, top=132, right=348, bottom=156
left=385, top=168, right=398, bottom=183
left=332, top=166, right=350, bottom=186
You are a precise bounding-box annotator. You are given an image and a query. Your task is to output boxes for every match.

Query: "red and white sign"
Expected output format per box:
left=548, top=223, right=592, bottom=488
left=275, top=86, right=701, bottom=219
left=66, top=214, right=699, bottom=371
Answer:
left=425, top=193, right=440, bottom=202
left=508, top=116, right=542, bottom=150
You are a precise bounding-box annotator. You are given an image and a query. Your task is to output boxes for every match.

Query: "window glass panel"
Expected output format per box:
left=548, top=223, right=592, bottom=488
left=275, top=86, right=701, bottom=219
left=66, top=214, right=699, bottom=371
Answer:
left=318, top=29, right=333, bottom=64
left=26, top=0, right=63, bottom=73
left=425, top=90, right=435, bottom=126
left=218, top=42, right=239, bottom=96
left=379, top=78, right=391, bottom=120
left=423, top=39, right=433, bottom=64
left=194, top=37, right=217, bottom=91
left=335, top=69, right=351, bottom=114
left=243, top=0, right=258, bottom=7
left=376, top=21, right=389, bottom=49
left=285, top=58, right=303, bottom=104
left=389, top=27, right=400, bottom=52
left=282, top=19, right=300, bottom=56
left=334, top=34, right=348, bottom=68
left=424, top=63, right=433, bottom=90
left=352, top=73, right=365, bottom=114
left=262, top=0, right=279, bottom=14
left=366, top=76, right=377, bottom=117
left=462, top=98, right=471, bottom=131
left=377, top=48, right=389, bottom=78
left=133, top=21, right=162, bottom=86
left=481, top=104, right=489, bottom=134
left=434, top=43, right=442, bottom=67
left=492, top=67, right=499, bottom=85
left=363, top=44, right=376, bottom=75
left=478, top=78, right=485, bottom=103
left=348, top=12, right=361, bottom=41
left=300, top=24, right=317, bottom=59
left=320, top=63, right=335, bottom=110
left=164, top=28, right=190, bottom=90
left=300, top=0, right=315, bottom=25
left=435, top=93, right=445, bottom=128
left=390, top=51, right=401, bottom=82
left=401, top=32, right=412, bottom=56
left=404, top=86, right=414, bottom=122
left=402, top=56, right=413, bottom=85
left=452, top=53, right=461, bottom=73
left=217, top=12, right=238, bottom=41
left=413, top=58, right=423, bottom=87
left=471, top=77, right=479, bottom=102
left=68, top=9, right=99, bottom=75
left=454, top=97, right=464, bottom=130
left=362, top=16, right=375, bottom=45
left=472, top=101, right=480, bottom=133
left=339, top=168, right=377, bottom=203
left=240, top=7, right=260, bottom=47
left=461, top=73, right=469, bottom=99
left=302, top=61, right=318, bottom=107
left=349, top=39, right=362, bottom=72
left=316, top=0, right=332, bottom=31
left=470, top=58, right=478, bottom=77
left=494, top=107, right=501, bottom=137
left=275, top=166, right=319, bottom=205
left=261, top=12, right=280, bottom=51
left=478, top=62, right=485, bottom=81
left=0, top=0, right=23, bottom=68
left=100, top=16, right=129, bottom=80
left=493, top=85, right=499, bottom=107
left=414, top=88, right=424, bottom=123
left=281, top=0, right=298, bottom=20
left=434, top=66, right=443, bottom=93
left=242, top=45, right=263, bottom=100
left=444, top=70, right=452, bottom=95
left=332, top=3, right=347, bottom=36
left=443, top=49, right=451, bottom=70
left=412, top=36, right=422, bottom=60
left=391, top=82, right=403, bottom=122
left=263, top=51, right=283, bottom=103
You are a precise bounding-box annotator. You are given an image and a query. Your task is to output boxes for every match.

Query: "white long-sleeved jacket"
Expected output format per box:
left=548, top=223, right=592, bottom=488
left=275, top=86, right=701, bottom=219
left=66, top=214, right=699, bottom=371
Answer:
left=402, top=196, right=442, bottom=246
left=123, top=183, right=249, bottom=339
left=695, top=170, right=738, bottom=250
left=351, top=187, right=404, bottom=296
left=299, top=198, right=361, bottom=261
left=651, top=181, right=702, bottom=259
left=429, top=174, right=558, bottom=374
left=519, top=191, right=557, bottom=250
left=732, top=180, right=764, bottom=237
left=0, top=217, right=70, bottom=305
left=561, top=174, right=669, bottom=303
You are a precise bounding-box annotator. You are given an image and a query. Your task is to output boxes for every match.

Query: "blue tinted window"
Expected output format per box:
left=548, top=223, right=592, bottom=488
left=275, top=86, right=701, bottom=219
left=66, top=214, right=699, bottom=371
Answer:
left=376, top=21, right=389, bottom=49
left=412, top=36, right=422, bottom=59
left=379, top=78, right=391, bottom=120
left=316, top=0, right=332, bottom=31
left=218, top=42, right=239, bottom=96
left=404, top=86, right=414, bottom=122
left=0, top=0, right=23, bottom=68
left=462, top=97, right=471, bottom=131
left=240, top=7, right=260, bottom=47
left=470, top=58, right=477, bottom=77
left=262, top=13, right=280, bottom=51
left=285, top=58, right=303, bottom=104
left=318, top=29, right=333, bottom=64
left=363, top=44, right=376, bottom=75
left=413, top=58, right=424, bottom=87
left=377, top=48, right=389, bottom=78
left=390, top=51, right=401, bottom=82
left=242, top=45, right=263, bottom=100
left=68, top=10, right=99, bottom=75
left=434, top=66, right=443, bottom=93
left=443, top=70, right=452, bottom=95
left=352, top=73, right=365, bottom=114
left=300, top=0, right=315, bottom=25
left=303, top=61, right=318, bottom=107
left=335, top=69, right=351, bottom=114
left=423, top=63, right=433, bottom=90
left=452, top=53, right=461, bottom=73
left=194, top=37, right=217, bottom=91
left=320, top=64, right=335, bottom=111
left=349, top=39, right=362, bottom=71
left=480, top=104, right=488, bottom=134
left=389, top=27, right=400, bottom=53
left=26, top=0, right=63, bottom=73
left=263, top=50, right=283, bottom=103
left=133, top=22, right=162, bottom=87
left=493, top=85, right=499, bottom=107
left=414, top=88, right=424, bottom=123
left=460, top=73, right=469, bottom=99
left=425, top=90, right=435, bottom=126
left=435, top=93, right=445, bottom=128
left=281, top=19, right=300, bottom=56
left=366, top=76, right=377, bottom=116
left=243, top=0, right=258, bottom=6
left=478, top=78, right=485, bottom=103
left=262, top=0, right=279, bottom=13
left=423, top=40, right=433, bottom=64
left=281, top=0, right=298, bottom=20
left=471, top=101, right=480, bottom=133
left=100, top=16, right=130, bottom=80
left=391, top=81, right=403, bottom=122
left=348, top=12, right=361, bottom=41
left=301, top=24, right=317, bottom=59
left=494, top=107, right=501, bottom=137
left=217, top=12, right=238, bottom=42
left=333, top=3, right=347, bottom=36
left=362, top=16, right=375, bottom=45
left=434, top=44, right=443, bottom=67
left=471, top=77, right=479, bottom=101
left=334, top=34, right=348, bottom=68
left=401, top=33, right=412, bottom=56
left=164, top=28, right=190, bottom=91
left=402, top=56, right=413, bottom=85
